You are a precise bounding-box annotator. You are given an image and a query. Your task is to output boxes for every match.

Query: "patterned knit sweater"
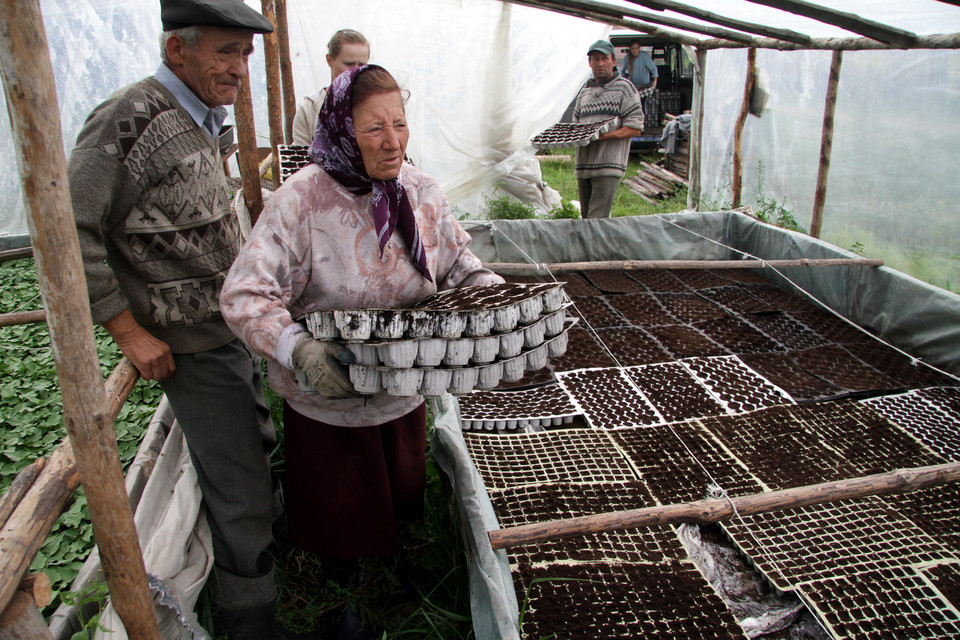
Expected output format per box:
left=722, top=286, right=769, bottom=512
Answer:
left=573, top=72, right=645, bottom=179
left=69, top=77, right=240, bottom=353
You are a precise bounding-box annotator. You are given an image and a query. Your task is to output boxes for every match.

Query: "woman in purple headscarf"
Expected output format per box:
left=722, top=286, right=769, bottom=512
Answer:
left=221, top=65, right=502, bottom=636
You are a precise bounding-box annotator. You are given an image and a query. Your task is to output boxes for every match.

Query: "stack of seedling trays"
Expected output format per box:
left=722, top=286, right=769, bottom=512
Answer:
left=531, top=118, right=617, bottom=150
left=297, top=282, right=575, bottom=397
left=276, top=144, right=311, bottom=184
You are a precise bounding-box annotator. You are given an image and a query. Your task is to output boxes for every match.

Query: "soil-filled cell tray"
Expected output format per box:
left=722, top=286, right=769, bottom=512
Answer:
left=693, top=315, right=784, bottom=355
left=490, top=481, right=687, bottom=567
left=739, top=283, right=822, bottom=314
left=737, top=352, right=846, bottom=403
left=462, top=428, right=638, bottom=492
left=786, top=400, right=946, bottom=476
left=592, top=327, right=672, bottom=366
left=722, top=495, right=957, bottom=592
left=921, top=562, right=960, bottom=609
left=530, top=118, right=617, bottom=149
left=791, top=344, right=899, bottom=394
left=645, top=324, right=728, bottom=359
left=277, top=144, right=311, bottom=183
left=625, top=269, right=689, bottom=292
left=556, top=368, right=662, bottom=429
left=700, top=405, right=857, bottom=490
left=841, top=338, right=958, bottom=389
left=883, top=484, right=960, bottom=556
left=865, top=389, right=960, bottom=463
left=717, top=268, right=773, bottom=285
left=457, top=382, right=579, bottom=431
left=549, top=326, right=618, bottom=372
left=800, top=565, right=960, bottom=640
left=605, top=292, right=675, bottom=327
left=744, top=311, right=830, bottom=351
left=682, top=356, right=793, bottom=415
left=610, top=421, right=765, bottom=505
left=623, top=361, right=726, bottom=423
left=513, top=561, right=748, bottom=640
left=697, top=285, right=777, bottom=314
left=671, top=268, right=734, bottom=290
left=569, top=295, right=627, bottom=328
left=581, top=269, right=649, bottom=294
left=785, top=307, right=870, bottom=344
left=654, top=292, right=729, bottom=324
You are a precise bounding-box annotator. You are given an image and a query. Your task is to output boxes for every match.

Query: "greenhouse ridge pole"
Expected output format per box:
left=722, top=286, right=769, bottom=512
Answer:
left=0, top=1, right=160, bottom=637
left=810, top=49, right=842, bottom=239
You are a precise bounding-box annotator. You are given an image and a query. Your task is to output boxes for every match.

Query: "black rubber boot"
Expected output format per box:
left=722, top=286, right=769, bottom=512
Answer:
left=336, top=603, right=372, bottom=640
left=321, top=558, right=373, bottom=640
left=210, top=568, right=283, bottom=640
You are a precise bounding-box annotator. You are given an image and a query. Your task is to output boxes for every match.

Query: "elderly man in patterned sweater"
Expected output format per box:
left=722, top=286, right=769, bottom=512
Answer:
left=68, top=1, right=290, bottom=638
left=573, top=39, right=645, bottom=218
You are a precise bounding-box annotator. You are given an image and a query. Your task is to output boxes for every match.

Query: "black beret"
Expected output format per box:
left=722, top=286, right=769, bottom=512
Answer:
left=161, top=0, right=274, bottom=33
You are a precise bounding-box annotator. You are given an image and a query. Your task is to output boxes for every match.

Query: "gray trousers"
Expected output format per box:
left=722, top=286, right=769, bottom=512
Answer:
left=160, top=339, right=276, bottom=578
left=577, top=176, right=621, bottom=219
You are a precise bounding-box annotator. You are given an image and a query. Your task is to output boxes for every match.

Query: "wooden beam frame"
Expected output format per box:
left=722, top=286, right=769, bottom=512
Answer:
left=698, top=32, right=960, bottom=51
left=809, top=49, right=842, bottom=238
left=275, top=0, right=296, bottom=144
left=260, top=0, right=282, bottom=190
left=484, top=258, right=883, bottom=273
left=740, top=0, right=917, bottom=48
left=623, top=0, right=812, bottom=45
left=731, top=48, right=756, bottom=208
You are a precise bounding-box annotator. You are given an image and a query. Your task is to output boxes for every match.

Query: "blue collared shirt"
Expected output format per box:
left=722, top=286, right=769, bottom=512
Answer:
left=154, top=63, right=227, bottom=139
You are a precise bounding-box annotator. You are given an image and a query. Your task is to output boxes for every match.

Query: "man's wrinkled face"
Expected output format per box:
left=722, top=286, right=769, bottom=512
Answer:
left=588, top=51, right=617, bottom=81
left=173, top=27, right=254, bottom=108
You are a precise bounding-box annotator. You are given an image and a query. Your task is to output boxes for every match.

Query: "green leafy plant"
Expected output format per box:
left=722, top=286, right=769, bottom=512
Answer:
left=483, top=191, right=538, bottom=220
left=850, top=241, right=866, bottom=256
left=547, top=200, right=580, bottom=220
left=60, top=580, right=110, bottom=639
left=752, top=161, right=800, bottom=231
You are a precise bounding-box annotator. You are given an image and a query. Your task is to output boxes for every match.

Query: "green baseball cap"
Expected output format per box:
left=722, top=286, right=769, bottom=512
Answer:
left=587, top=40, right=615, bottom=56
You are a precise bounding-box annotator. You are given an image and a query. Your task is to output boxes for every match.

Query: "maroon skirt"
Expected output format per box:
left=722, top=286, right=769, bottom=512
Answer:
left=282, top=402, right=426, bottom=560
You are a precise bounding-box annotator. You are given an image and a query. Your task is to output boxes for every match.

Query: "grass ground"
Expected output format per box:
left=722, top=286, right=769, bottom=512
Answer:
left=535, top=148, right=688, bottom=218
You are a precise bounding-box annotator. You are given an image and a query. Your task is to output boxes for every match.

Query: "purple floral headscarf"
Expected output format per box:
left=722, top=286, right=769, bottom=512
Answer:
left=308, top=65, right=431, bottom=281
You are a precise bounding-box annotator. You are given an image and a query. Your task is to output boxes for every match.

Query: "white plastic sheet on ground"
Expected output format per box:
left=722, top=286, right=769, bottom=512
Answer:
left=48, top=398, right=213, bottom=640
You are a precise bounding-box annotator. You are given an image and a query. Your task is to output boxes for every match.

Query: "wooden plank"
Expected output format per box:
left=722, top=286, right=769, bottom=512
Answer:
left=732, top=48, right=756, bottom=209
left=274, top=0, right=296, bottom=144
left=641, top=161, right=687, bottom=185
left=624, top=0, right=812, bottom=45
left=0, top=310, right=45, bottom=327
left=625, top=183, right=659, bottom=205
left=0, top=1, right=159, bottom=635
left=0, top=246, right=31, bottom=263
left=741, top=0, right=917, bottom=48
left=17, top=574, right=51, bottom=608
left=624, top=176, right=659, bottom=197
left=635, top=169, right=675, bottom=193
left=489, top=462, right=960, bottom=550
left=486, top=257, right=884, bottom=273
left=810, top=49, right=842, bottom=239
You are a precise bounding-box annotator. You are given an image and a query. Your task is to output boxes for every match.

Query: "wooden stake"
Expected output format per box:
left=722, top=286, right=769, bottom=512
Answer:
left=235, top=74, right=264, bottom=225
left=260, top=0, right=282, bottom=189
left=810, top=50, right=842, bottom=239
left=0, top=591, right=54, bottom=640
left=17, top=574, right=51, bottom=608
left=485, top=257, right=883, bottom=273
left=274, top=0, right=296, bottom=144
left=0, top=4, right=158, bottom=633
left=688, top=47, right=706, bottom=210
left=0, top=459, right=45, bottom=530
left=732, top=48, right=756, bottom=209
left=0, top=310, right=45, bottom=327
left=489, top=462, right=960, bottom=550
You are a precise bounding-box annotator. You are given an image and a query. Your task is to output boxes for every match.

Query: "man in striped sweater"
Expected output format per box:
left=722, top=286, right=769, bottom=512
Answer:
left=573, top=40, right=645, bottom=218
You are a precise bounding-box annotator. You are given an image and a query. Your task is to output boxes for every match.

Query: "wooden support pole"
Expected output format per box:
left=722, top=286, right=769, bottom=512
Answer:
left=235, top=74, right=264, bottom=225
left=485, top=257, right=883, bottom=273
left=275, top=0, right=296, bottom=144
left=489, top=462, right=960, bottom=550
left=688, top=46, right=705, bottom=210
left=0, top=310, right=45, bottom=327
left=0, top=591, right=54, bottom=640
left=731, top=48, right=756, bottom=209
left=260, top=0, right=283, bottom=189
left=17, top=574, right=51, bottom=608
left=0, top=3, right=158, bottom=634
left=809, top=50, right=842, bottom=239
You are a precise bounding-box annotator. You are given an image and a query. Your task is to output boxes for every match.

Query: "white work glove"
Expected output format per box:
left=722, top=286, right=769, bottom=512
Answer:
left=291, top=336, right=357, bottom=398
